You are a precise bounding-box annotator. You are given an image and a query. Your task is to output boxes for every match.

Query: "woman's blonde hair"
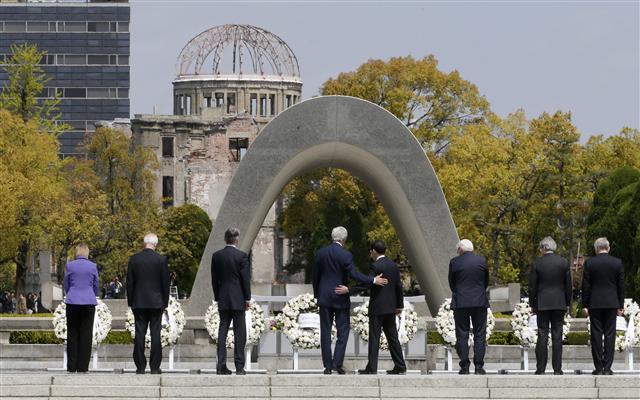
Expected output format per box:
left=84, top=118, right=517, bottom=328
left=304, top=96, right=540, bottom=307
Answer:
left=75, top=243, right=90, bottom=258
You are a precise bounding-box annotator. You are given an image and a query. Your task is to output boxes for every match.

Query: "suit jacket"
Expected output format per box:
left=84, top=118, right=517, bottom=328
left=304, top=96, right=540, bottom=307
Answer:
left=64, top=256, right=99, bottom=305
left=529, top=252, right=572, bottom=311
left=312, top=242, right=373, bottom=309
left=448, top=251, right=489, bottom=309
left=366, top=257, right=404, bottom=315
left=126, top=248, right=170, bottom=309
left=211, top=245, right=251, bottom=311
left=581, top=253, right=624, bottom=309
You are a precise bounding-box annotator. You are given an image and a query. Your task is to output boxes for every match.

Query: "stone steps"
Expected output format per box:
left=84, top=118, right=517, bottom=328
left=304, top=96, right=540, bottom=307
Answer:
left=0, top=374, right=638, bottom=399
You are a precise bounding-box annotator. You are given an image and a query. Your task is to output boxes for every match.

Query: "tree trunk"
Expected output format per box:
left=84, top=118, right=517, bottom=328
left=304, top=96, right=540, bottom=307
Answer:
left=14, top=240, right=29, bottom=295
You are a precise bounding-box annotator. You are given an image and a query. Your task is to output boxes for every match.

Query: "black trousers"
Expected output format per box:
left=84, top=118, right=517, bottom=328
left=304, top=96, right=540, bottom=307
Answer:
left=535, top=309, right=565, bottom=372
left=66, top=304, right=95, bottom=372
left=133, top=308, right=163, bottom=372
left=453, top=307, right=487, bottom=369
left=589, top=308, right=617, bottom=372
left=365, top=312, right=406, bottom=372
left=319, top=306, right=350, bottom=370
left=217, top=309, right=246, bottom=370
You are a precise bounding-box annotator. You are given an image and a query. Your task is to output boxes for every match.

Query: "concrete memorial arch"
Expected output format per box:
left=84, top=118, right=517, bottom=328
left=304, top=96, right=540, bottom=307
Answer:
left=188, top=96, right=459, bottom=316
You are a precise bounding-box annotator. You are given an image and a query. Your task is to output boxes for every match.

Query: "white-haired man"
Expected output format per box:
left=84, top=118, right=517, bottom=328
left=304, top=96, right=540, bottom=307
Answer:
left=126, top=233, right=170, bottom=374
left=448, top=239, right=489, bottom=375
left=312, top=226, right=388, bottom=375
left=529, top=236, right=571, bottom=375
left=581, top=237, right=624, bottom=375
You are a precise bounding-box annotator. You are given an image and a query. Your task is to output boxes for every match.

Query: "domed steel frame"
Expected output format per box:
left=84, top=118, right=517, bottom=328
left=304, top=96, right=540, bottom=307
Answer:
left=176, top=24, right=300, bottom=79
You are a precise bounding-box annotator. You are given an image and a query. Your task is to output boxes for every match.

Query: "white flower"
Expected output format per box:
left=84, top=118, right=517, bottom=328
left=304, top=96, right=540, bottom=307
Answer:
left=350, top=300, right=418, bottom=350
left=435, top=298, right=495, bottom=347
left=277, top=293, right=335, bottom=349
left=125, top=297, right=185, bottom=348
left=204, top=300, right=266, bottom=348
left=52, top=300, right=112, bottom=346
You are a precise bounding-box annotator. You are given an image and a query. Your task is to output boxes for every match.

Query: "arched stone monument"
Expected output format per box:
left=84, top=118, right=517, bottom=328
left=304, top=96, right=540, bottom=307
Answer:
left=188, top=96, right=459, bottom=316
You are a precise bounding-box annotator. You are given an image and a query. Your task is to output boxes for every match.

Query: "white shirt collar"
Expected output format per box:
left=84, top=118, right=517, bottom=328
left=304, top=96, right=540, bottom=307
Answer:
left=226, top=244, right=237, bottom=248
left=375, top=255, right=386, bottom=261
left=333, top=241, right=343, bottom=247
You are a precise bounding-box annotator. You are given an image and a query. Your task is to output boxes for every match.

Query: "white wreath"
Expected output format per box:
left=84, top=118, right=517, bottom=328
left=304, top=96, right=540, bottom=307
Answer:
left=276, top=293, right=336, bottom=349
left=587, top=298, right=640, bottom=352
left=350, top=300, right=418, bottom=350
left=204, top=300, right=266, bottom=348
left=52, top=300, right=112, bottom=346
left=435, top=298, right=495, bottom=346
left=510, top=298, right=571, bottom=346
left=125, top=297, right=185, bottom=348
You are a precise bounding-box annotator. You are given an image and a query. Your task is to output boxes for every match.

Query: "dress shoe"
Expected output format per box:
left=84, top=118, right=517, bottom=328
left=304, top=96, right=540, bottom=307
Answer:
left=534, top=370, right=545, bottom=375
left=236, top=369, right=246, bottom=375
left=386, top=367, right=406, bottom=375
left=334, top=367, right=346, bottom=375
left=217, top=367, right=233, bottom=375
left=358, top=368, right=376, bottom=375
left=553, top=370, right=563, bottom=375
left=474, top=367, right=486, bottom=375
left=323, top=368, right=332, bottom=375
left=150, top=369, right=162, bottom=375
left=135, top=370, right=145, bottom=375
left=459, top=368, right=470, bottom=375
left=591, top=369, right=603, bottom=375
left=603, top=369, right=614, bottom=375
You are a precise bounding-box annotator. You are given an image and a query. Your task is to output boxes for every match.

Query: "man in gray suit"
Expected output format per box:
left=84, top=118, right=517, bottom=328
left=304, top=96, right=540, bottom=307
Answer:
left=529, top=236, right=571, bottom=375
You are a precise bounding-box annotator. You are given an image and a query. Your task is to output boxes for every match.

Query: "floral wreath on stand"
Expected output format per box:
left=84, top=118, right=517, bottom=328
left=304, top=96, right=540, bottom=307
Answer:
left=125, top=297, right=185, bottom=348
left=510, top=298, right=571, bottom=347
left=434, top=298, right=495, bottom=347
left=276, top=293, right=336, bottom=349
left=586, top=299, right=640, bottom=352
left=52, top=300, right=112, bottom=346
left=204, top=299, right=266, bottom=348
left=350, top=300, right=418, bottom=350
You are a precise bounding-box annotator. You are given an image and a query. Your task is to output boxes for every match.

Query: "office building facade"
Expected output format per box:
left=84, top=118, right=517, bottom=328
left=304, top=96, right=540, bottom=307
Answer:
left=0, top=0, right=130, bottom=155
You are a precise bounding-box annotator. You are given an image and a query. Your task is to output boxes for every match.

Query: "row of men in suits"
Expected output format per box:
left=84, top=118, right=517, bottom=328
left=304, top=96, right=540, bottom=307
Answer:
left=449, top=236, right=624, bottom=376
left=211, top=226, right=408, bottom=375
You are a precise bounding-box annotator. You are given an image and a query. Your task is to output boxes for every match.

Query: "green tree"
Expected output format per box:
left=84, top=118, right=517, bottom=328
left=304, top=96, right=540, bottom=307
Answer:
left=83, top=127, right=160, bottom=283
left=158, top=204, right=212, bottom=297
left=280, top=55, right=492, bottom=282
left=586, top=166, right=640, bottom=300
left=0, top=109, right=66, bottom=293
left=0, top=44, right=65, bottom=133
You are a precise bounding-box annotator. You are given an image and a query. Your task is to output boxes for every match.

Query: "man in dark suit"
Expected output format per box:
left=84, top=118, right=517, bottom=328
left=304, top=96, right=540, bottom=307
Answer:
left=211, top=227, right=251, bottom=375
left=581, top=237, right=625, bottom=375
left=312, top=226, right=388, bottom=375
left=448, top=239, right=489, bottom=375
left=342, top=240, right=406, bottom=375
left=126, top=233, right=170, bottom=374
left=529, top=236, right=572, bottom=375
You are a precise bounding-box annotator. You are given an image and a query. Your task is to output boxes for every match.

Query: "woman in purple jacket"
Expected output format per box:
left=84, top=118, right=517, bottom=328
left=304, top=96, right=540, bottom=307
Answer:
left=63, top=243, right=99, bottom=373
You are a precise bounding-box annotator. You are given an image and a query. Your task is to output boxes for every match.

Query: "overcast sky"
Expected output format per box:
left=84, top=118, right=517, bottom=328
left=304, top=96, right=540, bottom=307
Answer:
left=129, top=0, right=639, bottom=139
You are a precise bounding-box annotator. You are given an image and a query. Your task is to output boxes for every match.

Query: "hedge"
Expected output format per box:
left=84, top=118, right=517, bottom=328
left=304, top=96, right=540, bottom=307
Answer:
left=9, top=331, right=132, bottom=344
left=427, top=331, right=590, bottom=346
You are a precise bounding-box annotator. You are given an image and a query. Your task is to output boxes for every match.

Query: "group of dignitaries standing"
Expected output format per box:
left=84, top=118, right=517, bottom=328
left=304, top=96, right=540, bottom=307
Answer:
left=63, top=225, right=624, bottom=375
left=449, top=236, right=624, bottom=376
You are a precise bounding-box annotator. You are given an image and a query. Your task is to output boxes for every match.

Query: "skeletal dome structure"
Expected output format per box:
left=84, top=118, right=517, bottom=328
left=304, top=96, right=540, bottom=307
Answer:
left=173, top=24, right=303, bottom=118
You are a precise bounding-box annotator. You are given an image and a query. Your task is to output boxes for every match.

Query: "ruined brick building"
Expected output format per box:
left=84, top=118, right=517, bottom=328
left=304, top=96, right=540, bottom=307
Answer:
left=131, top=24, right=303, bottom=285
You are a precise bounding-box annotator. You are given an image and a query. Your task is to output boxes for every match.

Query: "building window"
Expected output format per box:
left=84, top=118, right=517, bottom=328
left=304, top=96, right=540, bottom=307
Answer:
left=229, top=138, right=249, bottom=162
left=64, top=88, right=86, bottom=98
left=5, top=22, right=26, bottom=32
left=259, top=95, right=267, bottom=117
left=185, top=96, right=191, bottom=115
left=87, top=22, right=110, bottom=32
left=162, top=137, right=174, bottom=158
left=117, top=22, right=130, bottom=33
left=26, top=21, right=50, bottom=32
left=250, top=94, right=257, bottom=117
left=87, top=88, right=111, bottom=98
left=204, top=96, right=212, bottom=108
left=117, top=55, right=129, bottom=65
left=227, top=93, right=236, bottom=113
left=269, top=94, right=276, bottom=116
left=285, top=95, right=292, bottom=108
left=64, top=22, right=86, bottom=32
left=162, top=176, right=174, bottom=208
left=117, top=88, right=128, bottom=98
left=87, top=54, right=110, bottom=64
left=64, top=55, right=86, bottom=65
left=215, top=93, right=224, bottom=107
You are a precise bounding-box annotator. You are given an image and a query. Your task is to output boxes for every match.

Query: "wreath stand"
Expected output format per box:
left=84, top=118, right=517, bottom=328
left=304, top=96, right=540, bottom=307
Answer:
left=276, top=346, right=324, bottom=374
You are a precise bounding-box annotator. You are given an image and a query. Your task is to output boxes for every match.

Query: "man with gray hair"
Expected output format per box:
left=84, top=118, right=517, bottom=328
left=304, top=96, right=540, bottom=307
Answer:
left=448, top=239, right=489, bottom=375
left=126, top=233, right=170, bottom=374
left=581, top=237, right=624, bottom=375
left=312, top=226, right=388, bottom=375
left=529, top=236, right=571, bottom=375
